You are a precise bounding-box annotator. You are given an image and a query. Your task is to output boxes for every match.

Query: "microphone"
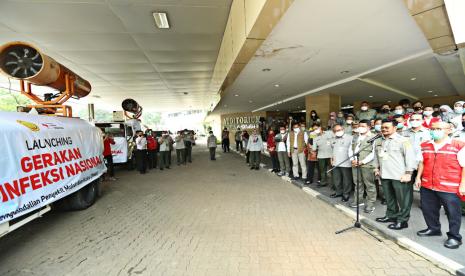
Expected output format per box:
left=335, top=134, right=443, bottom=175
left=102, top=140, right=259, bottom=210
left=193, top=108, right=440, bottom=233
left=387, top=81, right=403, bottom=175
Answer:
left=367, top=133, right=382, bottom=144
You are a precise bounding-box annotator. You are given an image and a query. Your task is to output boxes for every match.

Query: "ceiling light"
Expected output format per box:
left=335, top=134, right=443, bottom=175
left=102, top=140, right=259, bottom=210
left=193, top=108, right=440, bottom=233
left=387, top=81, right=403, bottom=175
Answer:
left=153, top=12, right=170, bottom=29
left=444, top=0, right=465, bottom=44
left=427, top=90, right=433, bottom=93
left=387, top=100, right=391, bottom=103
left=276, top=109, right=279, bottom=111
left=262, top=68, right=271, bottom=72
left=369, top=95, right=373, bottom=98
left=248, top=100, right=253, bottom=103
left=274, top=84, right=280, bottom=87
left=434, top=94, right=438, bottom=97
left=410, top=77, right=416, bottom=81
left=234, top=94, right=239, bottom=97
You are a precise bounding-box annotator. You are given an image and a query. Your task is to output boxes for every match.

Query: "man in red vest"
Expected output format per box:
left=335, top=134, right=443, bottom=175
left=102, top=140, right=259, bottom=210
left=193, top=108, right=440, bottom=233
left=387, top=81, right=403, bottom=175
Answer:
left=415, top=122, right=465, bottom=249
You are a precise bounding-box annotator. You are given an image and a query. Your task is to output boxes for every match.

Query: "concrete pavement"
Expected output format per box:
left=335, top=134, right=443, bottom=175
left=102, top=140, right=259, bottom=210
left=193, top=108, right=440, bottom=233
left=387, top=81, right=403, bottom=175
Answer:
left=0, top=144, right=450, bottom=275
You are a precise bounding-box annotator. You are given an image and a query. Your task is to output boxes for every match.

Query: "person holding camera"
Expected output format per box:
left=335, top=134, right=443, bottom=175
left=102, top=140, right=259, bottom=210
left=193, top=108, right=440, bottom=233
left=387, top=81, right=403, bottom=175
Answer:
left=158, top=132, right=171, bottom=170
left=135, top=130, right=147, bottom=174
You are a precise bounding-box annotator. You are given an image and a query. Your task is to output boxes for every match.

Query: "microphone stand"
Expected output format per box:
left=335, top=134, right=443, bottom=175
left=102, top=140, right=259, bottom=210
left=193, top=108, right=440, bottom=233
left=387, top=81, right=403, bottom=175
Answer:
left=327, top=135, right=382, bottom=242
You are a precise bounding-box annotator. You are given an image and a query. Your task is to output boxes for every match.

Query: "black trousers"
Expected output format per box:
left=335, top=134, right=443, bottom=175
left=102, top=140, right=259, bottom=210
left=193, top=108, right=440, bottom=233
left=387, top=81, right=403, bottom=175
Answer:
left=307, top=160, right=320, bottom=183
left=209, top=147, right=216, bottom=160
left=104, top=155, right=114, bottom=177
left=147, top=150, right=157, bottom=169
left=270, top=151, right=280, bottom=171
left=185, top=145, right=192, bottom=162
left=420, top=187, right=462, bottom=241
left=135, top=149, right=147, bottom=174
left=235, top=140, right=243, bottom=151
left=222, top=138, right=230, bottom=152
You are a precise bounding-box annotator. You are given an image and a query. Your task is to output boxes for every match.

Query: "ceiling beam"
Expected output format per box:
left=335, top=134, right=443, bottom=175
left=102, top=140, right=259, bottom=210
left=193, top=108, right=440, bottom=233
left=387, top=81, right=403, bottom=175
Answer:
left=356, top=78, right=419, bottom=100
left=252, top=50, right=430, bottom=112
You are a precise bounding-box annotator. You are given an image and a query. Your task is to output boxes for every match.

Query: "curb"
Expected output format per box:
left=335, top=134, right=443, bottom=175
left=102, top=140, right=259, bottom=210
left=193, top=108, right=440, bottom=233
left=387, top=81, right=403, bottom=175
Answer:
left=231, top=149, right=464, bottom=276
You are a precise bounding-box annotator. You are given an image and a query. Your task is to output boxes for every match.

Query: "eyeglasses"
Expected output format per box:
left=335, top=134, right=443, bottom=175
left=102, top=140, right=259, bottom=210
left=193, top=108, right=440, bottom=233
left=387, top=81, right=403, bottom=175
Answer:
left=430, top=128, right=450, bottom=131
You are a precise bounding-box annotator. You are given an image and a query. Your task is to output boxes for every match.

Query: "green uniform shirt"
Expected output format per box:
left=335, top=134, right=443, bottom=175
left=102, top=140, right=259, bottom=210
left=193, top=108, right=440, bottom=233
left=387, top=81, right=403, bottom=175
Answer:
left=356, top=109, right=377, bottom=121
left=373, top=133, right=416, bottom=181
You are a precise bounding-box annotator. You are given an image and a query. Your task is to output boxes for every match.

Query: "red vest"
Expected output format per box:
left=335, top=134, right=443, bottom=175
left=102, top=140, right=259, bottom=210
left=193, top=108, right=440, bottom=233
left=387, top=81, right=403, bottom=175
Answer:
left=420, top=140, right=465, bottom=194
left=147, top=136, right=158, bottom=150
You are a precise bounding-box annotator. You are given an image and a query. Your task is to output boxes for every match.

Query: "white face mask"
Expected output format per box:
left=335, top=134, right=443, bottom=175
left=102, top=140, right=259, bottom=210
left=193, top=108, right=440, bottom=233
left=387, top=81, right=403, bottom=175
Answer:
left=358, top=127, right=368, bottom=134
left=301, top=126, right=306, bottom=131
left=394, top=109, right=403, bottom=115
left=314, top=128, right=321, bottom=134
left=280, top=130, right=285, bottom=134
left=346, top=120, right=353, bottom=125
left=335, top=130, right=344, bottom=137
left=423, top=111, right=433, bottom=116
left=293, top=128, right=300, bottom=133
left=361, top=106, right=368, bottom=111
left=454, top=107, right=463, bottom=114
left=410, top=120, right=422, bottom=128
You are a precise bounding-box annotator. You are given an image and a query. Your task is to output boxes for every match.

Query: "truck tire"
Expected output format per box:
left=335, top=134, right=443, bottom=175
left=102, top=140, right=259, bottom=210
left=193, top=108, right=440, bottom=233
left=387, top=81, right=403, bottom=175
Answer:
left=67, top=179, right=99, bottom=210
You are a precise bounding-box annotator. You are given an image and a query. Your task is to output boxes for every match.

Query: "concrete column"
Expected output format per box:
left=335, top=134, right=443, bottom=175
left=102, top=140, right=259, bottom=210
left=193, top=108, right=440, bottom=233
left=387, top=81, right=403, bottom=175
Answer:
left=305, top=93, right=341, bottom=128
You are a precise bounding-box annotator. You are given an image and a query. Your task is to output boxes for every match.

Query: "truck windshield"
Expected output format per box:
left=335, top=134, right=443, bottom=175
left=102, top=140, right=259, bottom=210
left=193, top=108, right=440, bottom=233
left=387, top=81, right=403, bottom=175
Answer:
left=96, top=123, right=125, bottom=137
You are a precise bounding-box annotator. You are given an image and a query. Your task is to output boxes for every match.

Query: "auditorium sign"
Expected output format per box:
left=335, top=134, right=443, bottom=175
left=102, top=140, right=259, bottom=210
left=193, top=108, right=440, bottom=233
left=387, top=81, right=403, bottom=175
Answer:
left=223, top=115, right=260, bottom=130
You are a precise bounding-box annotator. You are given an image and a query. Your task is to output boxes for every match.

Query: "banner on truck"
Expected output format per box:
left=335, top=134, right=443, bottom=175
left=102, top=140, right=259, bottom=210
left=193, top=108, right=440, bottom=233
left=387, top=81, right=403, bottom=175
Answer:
left=0, top=111, right=106, bottom=224
left=111, top=137, right=128, bottom=164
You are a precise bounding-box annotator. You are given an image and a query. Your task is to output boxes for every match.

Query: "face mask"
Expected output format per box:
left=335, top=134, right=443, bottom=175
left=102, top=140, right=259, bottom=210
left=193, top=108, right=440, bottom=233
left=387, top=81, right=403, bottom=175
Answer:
left=353, top=128, right=360, bottom=133
left=394, top=110, right=403, bottom=115
left=301, top=127, right=306, bottom=131
left=311, top=114, right=316, bottom=117
left=430, top=130, right=445, bottom=141
left=374, top=125, right=381, bottom=132
left=358, top=127, right=368, bottom=134
left=337, top=114, right=344, bottom=118
left=314, top=128, right=321, bottom=134
left=280, top=130, right=285, bottom=134
left=382, top=109, right=389, bottom=113
left=293, top=128, right=300, bottom=133
left=361, top=106, right=368, bottom=111
left=423, top=111, right=433, bottom=116
left=335, top=130, right=344, bottom=137
left=410, top=120, right=422, bottom=128
left=454, top=107, right=463, bottom=114
left=346, top=120, right=353, bottom=124
left=396, top=124, right=404, bottom=129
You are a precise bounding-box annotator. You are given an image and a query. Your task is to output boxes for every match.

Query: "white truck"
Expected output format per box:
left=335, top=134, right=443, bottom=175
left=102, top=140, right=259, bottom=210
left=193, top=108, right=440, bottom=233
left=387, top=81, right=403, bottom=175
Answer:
left=0, top=110, right=107, bottom=238
left=94, top=121, right=138, bottom=169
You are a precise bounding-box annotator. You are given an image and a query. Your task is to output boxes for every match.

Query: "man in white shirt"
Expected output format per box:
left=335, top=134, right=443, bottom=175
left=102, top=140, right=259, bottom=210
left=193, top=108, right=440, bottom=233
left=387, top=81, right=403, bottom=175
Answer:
left=135, top=130, right=147, bottom=174
left=287, top=122, right=308, bottom=181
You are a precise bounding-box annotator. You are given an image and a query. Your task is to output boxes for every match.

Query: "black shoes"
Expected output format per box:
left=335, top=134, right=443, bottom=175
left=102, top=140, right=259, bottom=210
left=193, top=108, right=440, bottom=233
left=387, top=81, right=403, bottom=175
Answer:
left=304, top=180, right=311, bottom=185
left=341, top=196, right=349, bottom=202
left=416, top=229, right=442, bottom=237
left=255, top=167, right=259, bottom=170
left=250, top=166, right=255, bottom=170
left=375, top=216, right=396, bottom=223
left=380, top=199, right=387, bottom=205
left=330, top=193, right=342, bottom=198
left=444, top=238, right=462, bottom=249
left=388, top=221, right=408, bottom=230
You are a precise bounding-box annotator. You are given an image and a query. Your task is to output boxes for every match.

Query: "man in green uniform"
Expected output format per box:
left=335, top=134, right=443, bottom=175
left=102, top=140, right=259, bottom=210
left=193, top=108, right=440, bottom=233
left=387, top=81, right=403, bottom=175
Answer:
left=374, top=119, right=416, bottom=230
left=355, top=101, right=377, bottom=121
left=348, top=120, right=377, bottom=213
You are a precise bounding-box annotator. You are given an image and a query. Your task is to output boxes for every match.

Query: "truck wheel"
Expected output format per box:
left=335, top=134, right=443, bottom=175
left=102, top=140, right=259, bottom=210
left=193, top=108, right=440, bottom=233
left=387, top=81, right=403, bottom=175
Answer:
left=67, top=179, right=99, bottom=210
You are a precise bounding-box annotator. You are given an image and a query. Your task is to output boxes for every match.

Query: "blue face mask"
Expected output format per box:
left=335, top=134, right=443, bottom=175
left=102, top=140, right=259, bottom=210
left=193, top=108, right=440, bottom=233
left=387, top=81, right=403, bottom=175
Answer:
left=374, top=125, right=381, bottom=132
left=430, top=130, right=445, bottom=141
left=396, top=124, right=404, bottom=129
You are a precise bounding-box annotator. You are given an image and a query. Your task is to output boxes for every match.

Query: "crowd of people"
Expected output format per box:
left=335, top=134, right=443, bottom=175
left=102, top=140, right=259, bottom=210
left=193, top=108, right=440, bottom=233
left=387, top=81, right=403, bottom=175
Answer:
left=231, top=98, right=465, bottom=249
left=102, top=129, right=196, bottom=177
